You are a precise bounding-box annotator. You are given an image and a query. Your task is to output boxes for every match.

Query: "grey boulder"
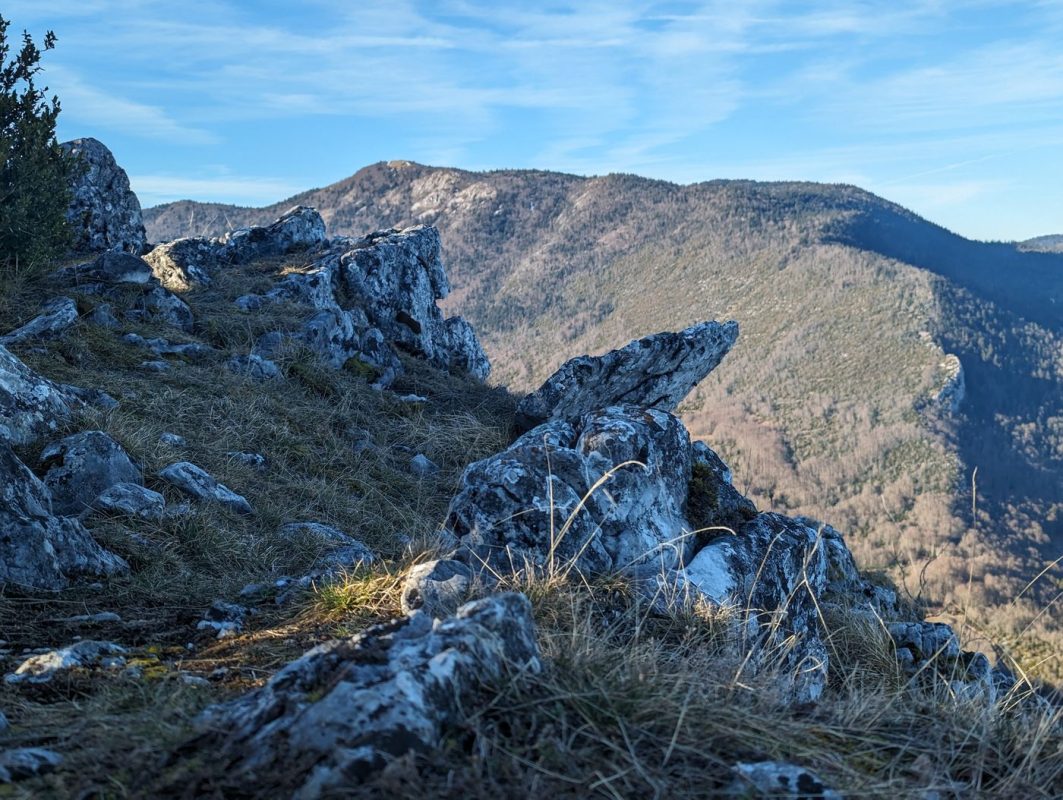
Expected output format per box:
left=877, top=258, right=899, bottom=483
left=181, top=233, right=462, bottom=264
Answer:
left=446, top=406, right=694, bottom=577
left=58, top=251, right=153, bottom=285
left=0, top=345, right=78, bottom=446
left=159, top=462, right=253, bottom=515
left=0, top=443, right=128, bottom=589
left=40, top=430, right=143, bottom=516
left=0, top=297, right=79, bottom=346
left=725, top=761, right=842, bottom=799
left=279, top=522, right=375, bottom=570
left=401, top=559, right=477, bottom=618
left=189, top=593, right=539, bottom=795
left=62, top=137, right=146, bottom=255
left=515, top=320, right=739, bottom=431
left=90, top=482, right=166, bottom=521
left=143, top=237, right=223, bottom=291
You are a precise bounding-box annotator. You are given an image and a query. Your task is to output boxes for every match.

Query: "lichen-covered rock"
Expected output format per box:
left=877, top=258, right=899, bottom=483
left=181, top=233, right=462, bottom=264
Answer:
left=301, top=307, right=401, bottom=387
left=515, top=320, right=738, bottom=432
left=0, top=345, right=78, bottom=446
left=337, top=226, right=490, bottom=380
left=221, top=206, right=327, bottom=263
left=58, top=251, right=154, bottom=285
left=159, top=461, right=253, bottom=515
left=447, top=406, right=694, bottom=577
left=90, top=482, right=166, bottom=521
left=725, top=761, right=842, bottom=799
left=40, top=431, right=143, bottom=516
left=62, top=137, right=146, bottom=255
left=401, top=559, right=477, bottom=618
left=4, top=640, right=127, bottom=684
left=0, top=298, right=79, bottom=346
left=186, top=593, right=539, bottom=796
left=0, top=443, right=128, bottom=589
left=131, top=285, right=194, bottom=331
left=681, top=513, right=829, bottom=702
left=143, top=236, right=224, bottom=291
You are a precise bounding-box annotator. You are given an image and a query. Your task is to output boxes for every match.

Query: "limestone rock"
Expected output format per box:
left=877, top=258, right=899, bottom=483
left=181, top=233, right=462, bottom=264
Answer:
left=410, top=453, right=439, bottom=477
left=0, top=298, right=79, bottom=345
left=159, top=462, right=253, bottom=515
left=40, top=430, right=143, bottom=516
left=337, top=226, right=490, bottom=380
left=0, top=748, right=63, bottom=784
left=131, top=285, right=194, bottom=331
left=0, top=345, right=77, bottom=446
left=683, top=513, right=830, bottom=702
left=57, top=251, right=154, bottom=285
left=90, top=482, right=166, bottom=521
left=447, top=406, right=694, bottom=577
left=0, top=443, right=128, bottom=589
left=189, top=593, right=540, bottom=795
left=197, top=600, right=250, bottom=639
left=726, top=761, right=842, bottom=799
left=279, top=522, right=375, bottom=570
left=143, top=237, right=223, bottom=291
left=301, top=307, right=400, bottom=387
left=62, top=137, right=146, bottom=254
left=515, top=320, right=738, bottom=431
left=227, top=353, right=280, bottom=381
left=401, top=559, right=477, bottom=618
left=221, top=206, right=326, bottom=264
left=5, top=640, right=127, bottom=684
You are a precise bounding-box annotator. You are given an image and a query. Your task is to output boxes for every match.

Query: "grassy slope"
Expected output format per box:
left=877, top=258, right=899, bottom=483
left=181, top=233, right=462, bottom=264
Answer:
left=145, top=167, right=1063, bottom=665
left=0, top=250, right=1060, bottom=797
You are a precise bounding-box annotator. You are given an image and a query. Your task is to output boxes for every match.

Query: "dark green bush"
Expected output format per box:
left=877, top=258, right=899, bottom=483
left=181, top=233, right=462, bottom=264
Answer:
left=1, top=16, right=75, bottom=274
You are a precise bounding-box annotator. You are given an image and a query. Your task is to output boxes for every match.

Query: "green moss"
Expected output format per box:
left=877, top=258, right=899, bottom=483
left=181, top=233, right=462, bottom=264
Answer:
left=687, top=461, right=719, bottom=530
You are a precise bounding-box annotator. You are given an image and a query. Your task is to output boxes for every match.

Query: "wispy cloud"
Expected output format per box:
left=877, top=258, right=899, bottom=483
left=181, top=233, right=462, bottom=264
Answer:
left=130, top=174, right=303, bottom=207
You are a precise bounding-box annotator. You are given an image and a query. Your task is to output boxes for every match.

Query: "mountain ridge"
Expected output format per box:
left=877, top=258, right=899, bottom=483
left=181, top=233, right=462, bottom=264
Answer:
left=145, top=163, right=1063, bottom=654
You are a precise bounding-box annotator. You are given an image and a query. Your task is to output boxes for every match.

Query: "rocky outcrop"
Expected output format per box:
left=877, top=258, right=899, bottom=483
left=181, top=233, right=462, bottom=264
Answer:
left=515, top=320, right=738, bottom=431
left=220, top=206, right=326, bottom=263
left=40, top=431, right=143, bottom=516
left=0, top=442, right=129, bottom=590
left=0, top=345, right=77, bottom=447
left=337, top=226, right=490, bottom=380
left=188, top=593, right=540, bottom=795
left=62, top=138, right=146, bottom=255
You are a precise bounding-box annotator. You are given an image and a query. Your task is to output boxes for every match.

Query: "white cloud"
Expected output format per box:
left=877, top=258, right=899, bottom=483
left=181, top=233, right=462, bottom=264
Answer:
left=130, top=174, right=303, bottom=207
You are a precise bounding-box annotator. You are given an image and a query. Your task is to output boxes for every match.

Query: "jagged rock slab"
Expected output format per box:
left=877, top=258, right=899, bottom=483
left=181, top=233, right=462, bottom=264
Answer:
left=221, top=205, right=326, bottom=263
left=0, top=345, right=78, bottom=446
left=515, top=320, right=738, bottom=431
left=446, top=405, right=694, bottom=576
left=0, top=443, right=128, bottom=589
left=5, top=640, right=127, bottom=684
left=40, top=431, right=143, bottom=517
left=681, top=513, right=829, bottom=703
left=62, top=137, right=147, bottom=255
left=0, top=298, right=79, bottom=346
left=337, top=226, right=490, bottom=380
left=159, top=462, right=253, bottom=515
left=186, top=593, right=540, bottom=795
left=143, top=237, right=223, bottom=291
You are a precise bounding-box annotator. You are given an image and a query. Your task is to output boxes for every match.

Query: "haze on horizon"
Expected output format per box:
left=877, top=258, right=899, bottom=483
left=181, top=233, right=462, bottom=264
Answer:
left=14, top=0, right=1063, bottom=242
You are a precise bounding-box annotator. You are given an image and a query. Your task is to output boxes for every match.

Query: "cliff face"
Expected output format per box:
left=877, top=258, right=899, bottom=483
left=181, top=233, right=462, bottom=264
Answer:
left=0, top=147, right=1058, bottom=798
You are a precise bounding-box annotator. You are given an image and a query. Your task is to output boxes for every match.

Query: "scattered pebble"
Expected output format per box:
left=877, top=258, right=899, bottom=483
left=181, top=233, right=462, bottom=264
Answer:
left=159, top=432, right=187, bottom=446
left=410, top=453, right=439, bottom=477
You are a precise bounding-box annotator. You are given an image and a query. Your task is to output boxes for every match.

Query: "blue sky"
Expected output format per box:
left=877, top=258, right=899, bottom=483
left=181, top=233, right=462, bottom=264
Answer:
left=8, top=1, right=1063, bottom=241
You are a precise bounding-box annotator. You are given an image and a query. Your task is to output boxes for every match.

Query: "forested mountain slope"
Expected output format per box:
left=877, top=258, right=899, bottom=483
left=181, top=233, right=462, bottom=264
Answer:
left=146, top=164, right=1063, bottom=658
